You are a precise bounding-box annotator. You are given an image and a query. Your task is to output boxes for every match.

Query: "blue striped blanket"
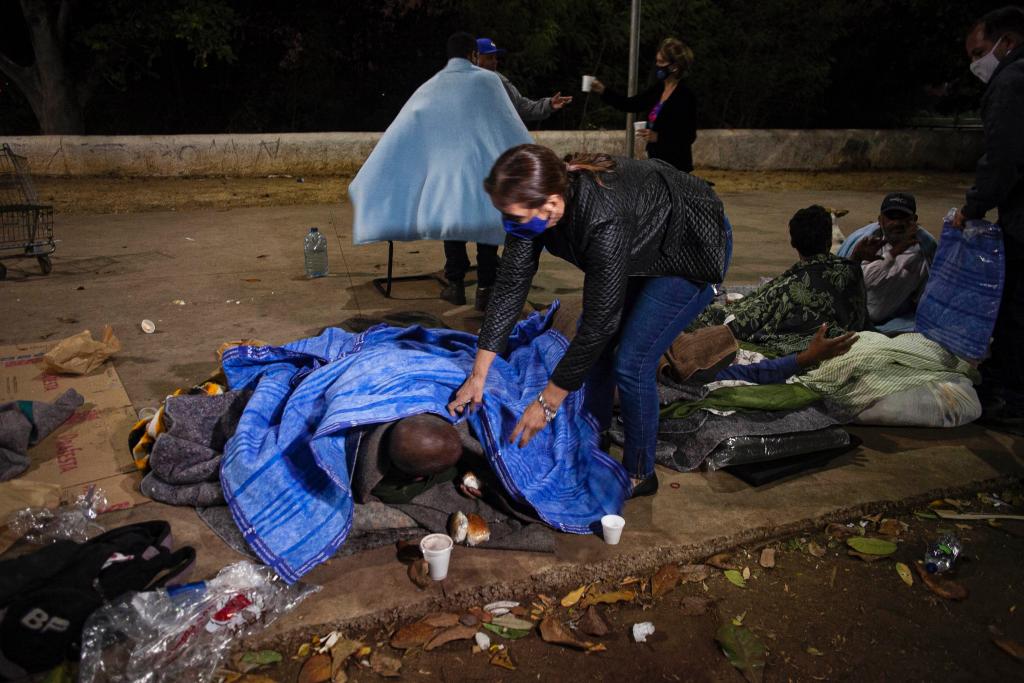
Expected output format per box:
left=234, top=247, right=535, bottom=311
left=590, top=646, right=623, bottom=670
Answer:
left=220, top=306, right=630, bottom=583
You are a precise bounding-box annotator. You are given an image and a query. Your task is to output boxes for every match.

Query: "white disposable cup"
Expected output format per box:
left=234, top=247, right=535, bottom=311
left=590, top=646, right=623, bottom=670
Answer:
left=581, top=75, right=595, bottom=92
left=420, top=533, right=454, bottom=580
left=634, top=120, right=647, bottom=132
left=600, top=514, right=625, bottom=545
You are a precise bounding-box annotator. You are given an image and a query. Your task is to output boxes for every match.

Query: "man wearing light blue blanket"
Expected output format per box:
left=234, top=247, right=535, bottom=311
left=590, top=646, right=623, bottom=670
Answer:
left=347, top=32, right=533, bottom=310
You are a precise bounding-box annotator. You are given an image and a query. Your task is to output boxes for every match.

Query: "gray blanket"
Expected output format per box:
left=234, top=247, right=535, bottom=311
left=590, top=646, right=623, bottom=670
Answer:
left=0, top=389, right=83, bottom=481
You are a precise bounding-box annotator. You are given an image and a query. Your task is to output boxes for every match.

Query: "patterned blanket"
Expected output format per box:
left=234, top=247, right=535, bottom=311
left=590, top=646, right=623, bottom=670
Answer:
left=220, top=306, right=629, bottom=583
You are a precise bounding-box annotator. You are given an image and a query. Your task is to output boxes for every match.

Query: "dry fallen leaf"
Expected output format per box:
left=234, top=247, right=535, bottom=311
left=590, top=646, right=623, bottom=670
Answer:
left=680, top=564, right=714, bottom=583
left=758, top=548, right=776, bottom=569
left=297, top=654, right=332, bottom=683
left=408, top=559, right=431, bottom=589
left=913, top=562, right=969, bottom=601
left=806, top=646, right=824, bottom=656
left=862, top=513, right=883, bottom=524
left=652, top=564, right=681, bottom=598
left=424, top=625, right=479, bottom=651
left=878, top=519, right=909, bottom=537
left=807, top=541, right=826, bottom=558
left=993, top=638, right=1024, bottom=661
left=329, top=639, right=362, bottom=681
left=581, top=589, right=637, bottom=608
left=370, top=651, right=402, bottom=678
left=742, top=566, right=752, bottom=580
left=560, top=585, right=587, bottom=607
left=490, top=647, right=516, bottom=671
left=707, top=553, right=736, bottom=569
left=420, top=612, right=460, bottom=628
left=579, top=606, right=610, bottom=637
left=895, top=562, right=914, bottom=587
left=680, top=596, right=715, bottom=616
left=540, top=616, right=593, bottom=650
left=826, top=523, right=862, bottom=539
left=390, top=621, right=438, bottom=650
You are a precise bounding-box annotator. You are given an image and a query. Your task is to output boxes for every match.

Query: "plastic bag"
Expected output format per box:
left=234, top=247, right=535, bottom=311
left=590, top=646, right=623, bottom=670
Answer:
left=78, top=561, right=318, bottom=683
left=705, top=427, right=850, bottom=471
left=8, top=485, right=107, bottom=544
left=853, top=376, right=981, bottom=428
left=915, top=209, right=1004, bottom=361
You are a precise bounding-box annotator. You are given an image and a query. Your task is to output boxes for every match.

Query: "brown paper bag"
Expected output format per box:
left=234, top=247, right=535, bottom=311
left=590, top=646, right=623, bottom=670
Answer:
left=42, top=326, right=122, bottom=375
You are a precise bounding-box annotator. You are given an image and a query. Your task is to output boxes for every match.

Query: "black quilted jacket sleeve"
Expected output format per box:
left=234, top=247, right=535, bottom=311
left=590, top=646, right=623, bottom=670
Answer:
left=548, top=222, right=630, bottom=390
left=476, top=234, right=544, bottom=356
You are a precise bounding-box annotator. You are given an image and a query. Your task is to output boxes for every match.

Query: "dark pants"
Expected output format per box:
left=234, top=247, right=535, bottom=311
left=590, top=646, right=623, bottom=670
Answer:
left=443, top=241, right=500, bottom=287
left=981, top=230, right=1024, bottom=395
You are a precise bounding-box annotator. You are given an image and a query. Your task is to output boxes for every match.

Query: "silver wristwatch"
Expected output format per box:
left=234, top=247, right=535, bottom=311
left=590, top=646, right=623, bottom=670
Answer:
left=536, top=393, right=556, bottom=423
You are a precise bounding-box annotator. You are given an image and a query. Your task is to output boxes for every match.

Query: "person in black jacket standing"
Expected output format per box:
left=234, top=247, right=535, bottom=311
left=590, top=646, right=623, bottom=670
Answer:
left=955, top=6, right=1024, bottom=421
left=447, top=144, right=730, bottom=497
left=591, top=38, right=698, bottom=172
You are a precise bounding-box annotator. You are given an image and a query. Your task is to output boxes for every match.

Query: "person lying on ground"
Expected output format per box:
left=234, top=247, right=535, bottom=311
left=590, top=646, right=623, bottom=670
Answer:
left=447, top=144, right=731, bottom=499
left=368, top=414, right=464, bottom=503
left=694, top=204, right=868, bottom=355
left=836, top=192, right=935, bottom=334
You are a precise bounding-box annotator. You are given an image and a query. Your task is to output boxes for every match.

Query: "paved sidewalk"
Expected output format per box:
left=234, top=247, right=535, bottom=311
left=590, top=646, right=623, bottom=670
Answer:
left=1, top=187, right=1020, bottom=635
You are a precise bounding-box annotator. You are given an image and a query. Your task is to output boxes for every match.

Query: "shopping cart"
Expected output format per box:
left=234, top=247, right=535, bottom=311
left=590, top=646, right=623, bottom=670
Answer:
left=0, top=143, right=55, bottom=280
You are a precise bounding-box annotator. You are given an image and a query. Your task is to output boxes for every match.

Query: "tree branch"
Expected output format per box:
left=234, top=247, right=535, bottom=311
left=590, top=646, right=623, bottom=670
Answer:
left=56, top=0, right=73, bottom=44
left=0, top=50, right=39, bottom=99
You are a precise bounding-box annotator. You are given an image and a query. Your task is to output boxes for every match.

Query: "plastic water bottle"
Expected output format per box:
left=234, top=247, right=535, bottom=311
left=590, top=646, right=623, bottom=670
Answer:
left=923, top=534, right=961, bottom=574
left=303, top=227, right=328, bottom=278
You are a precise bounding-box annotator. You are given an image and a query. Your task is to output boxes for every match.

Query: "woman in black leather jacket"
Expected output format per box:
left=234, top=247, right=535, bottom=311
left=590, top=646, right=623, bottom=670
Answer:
left=447, top=144, right=731, bottom=496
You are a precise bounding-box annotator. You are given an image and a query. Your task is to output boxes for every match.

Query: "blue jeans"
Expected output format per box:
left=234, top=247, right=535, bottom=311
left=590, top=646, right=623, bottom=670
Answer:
left=584, top=276, right=714, bottom=478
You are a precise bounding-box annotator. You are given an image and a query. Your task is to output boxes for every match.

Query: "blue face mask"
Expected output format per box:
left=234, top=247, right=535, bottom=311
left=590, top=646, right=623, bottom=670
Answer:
left=655, top=67, right=671, bottom=81
left=502, top=214, right=549, bottom=239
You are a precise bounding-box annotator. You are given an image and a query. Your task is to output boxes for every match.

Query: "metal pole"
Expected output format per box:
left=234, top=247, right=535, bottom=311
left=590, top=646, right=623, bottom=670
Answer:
left=626, top=0, right=641, bottom=158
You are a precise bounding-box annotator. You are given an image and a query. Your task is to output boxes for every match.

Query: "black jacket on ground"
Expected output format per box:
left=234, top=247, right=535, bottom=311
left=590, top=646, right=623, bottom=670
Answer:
left=963, top=45, right=1024, bottom=240
left=476, top=157, right=728, bottom=391
left=601, top=81, right=698, bottom=172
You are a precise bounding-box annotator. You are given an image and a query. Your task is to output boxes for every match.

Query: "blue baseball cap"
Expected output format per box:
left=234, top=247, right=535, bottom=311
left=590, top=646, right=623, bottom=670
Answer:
left=476, top=38, right=506, bottom=55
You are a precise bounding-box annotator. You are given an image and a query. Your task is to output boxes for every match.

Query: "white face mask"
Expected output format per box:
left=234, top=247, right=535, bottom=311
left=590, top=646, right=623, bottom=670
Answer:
left=970, top=36, right=1004, bottom=84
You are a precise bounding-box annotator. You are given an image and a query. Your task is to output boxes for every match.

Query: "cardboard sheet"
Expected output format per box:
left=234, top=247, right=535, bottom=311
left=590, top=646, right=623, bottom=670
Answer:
left=0, top=341, right=148, bottom=514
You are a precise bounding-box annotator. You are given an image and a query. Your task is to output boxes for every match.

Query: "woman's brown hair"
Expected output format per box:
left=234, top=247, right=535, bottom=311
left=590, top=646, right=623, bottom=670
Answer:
left=659, top=37, right=694, bottom=73
left=484, top=144, right=616, bottom=209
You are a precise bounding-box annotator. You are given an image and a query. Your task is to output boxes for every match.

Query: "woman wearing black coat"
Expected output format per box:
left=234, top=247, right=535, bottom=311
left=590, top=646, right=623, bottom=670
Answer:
left=592, top=37, right=698, bottom=172
left=447, top=144, right=731, bottom=497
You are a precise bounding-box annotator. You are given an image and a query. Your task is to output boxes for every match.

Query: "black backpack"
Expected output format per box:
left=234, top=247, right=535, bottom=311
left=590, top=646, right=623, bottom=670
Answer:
left=0, top=521, right=195, bottom=678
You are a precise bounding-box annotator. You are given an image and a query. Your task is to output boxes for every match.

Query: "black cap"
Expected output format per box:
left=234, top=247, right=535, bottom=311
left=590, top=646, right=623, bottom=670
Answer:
left=880, top=192, right=916, bottom=216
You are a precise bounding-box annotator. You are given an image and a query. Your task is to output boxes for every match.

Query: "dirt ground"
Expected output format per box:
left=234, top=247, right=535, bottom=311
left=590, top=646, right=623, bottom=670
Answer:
left=32, top=170, right=974, bottom=215
left=235, top=489, right=1024, bottom=683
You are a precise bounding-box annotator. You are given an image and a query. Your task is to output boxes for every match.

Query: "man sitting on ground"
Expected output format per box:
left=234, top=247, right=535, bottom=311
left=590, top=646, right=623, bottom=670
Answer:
left=695, top=205, right=868, bottom=355
left=837, top=192, right=936, bottom=334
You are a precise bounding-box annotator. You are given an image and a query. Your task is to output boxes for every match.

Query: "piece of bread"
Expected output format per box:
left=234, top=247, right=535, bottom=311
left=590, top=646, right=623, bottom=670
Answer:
left=447, top=511, right=468, bottom=544
left=466, top=513, right=491, bottom=546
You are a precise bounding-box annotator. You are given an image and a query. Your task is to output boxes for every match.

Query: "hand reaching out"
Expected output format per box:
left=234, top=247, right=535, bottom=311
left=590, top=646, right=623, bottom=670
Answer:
left=551, top=92, right=573, bottom=109
left=796, top=324, right=858, bottom=368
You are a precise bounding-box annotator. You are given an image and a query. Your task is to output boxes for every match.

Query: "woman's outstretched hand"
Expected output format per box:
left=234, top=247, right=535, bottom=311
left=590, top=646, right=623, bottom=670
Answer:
left=447, top=374, right=486, bottom=416
left=509, top=383, right=569, bottom=448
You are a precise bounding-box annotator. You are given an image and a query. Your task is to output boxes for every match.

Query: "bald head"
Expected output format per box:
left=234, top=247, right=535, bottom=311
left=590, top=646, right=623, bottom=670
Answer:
left=386, top=414, right=462, bottom=477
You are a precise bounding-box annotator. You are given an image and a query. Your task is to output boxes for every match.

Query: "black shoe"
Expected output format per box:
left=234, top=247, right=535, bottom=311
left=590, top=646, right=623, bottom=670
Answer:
left=630, top=473, right=659, bottom=498
left=475, top=286, right=492, bottom=312
left=440, top=281, right=466, bottom=306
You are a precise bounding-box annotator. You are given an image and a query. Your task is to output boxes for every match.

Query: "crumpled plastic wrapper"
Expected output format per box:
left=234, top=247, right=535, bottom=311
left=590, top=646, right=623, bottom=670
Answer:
left=43, top=326, right=122, bottom=375
left=7, top=485, right=107, bottom=544
left=78, top=561, right=319, bottom=683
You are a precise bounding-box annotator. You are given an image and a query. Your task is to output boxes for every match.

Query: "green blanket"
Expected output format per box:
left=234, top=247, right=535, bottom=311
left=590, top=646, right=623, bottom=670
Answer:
left=660, top=383, right=822, bottom=420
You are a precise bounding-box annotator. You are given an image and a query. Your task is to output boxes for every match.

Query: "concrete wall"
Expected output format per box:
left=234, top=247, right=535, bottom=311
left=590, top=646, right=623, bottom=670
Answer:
left=3, top=128, right=983, bottom=177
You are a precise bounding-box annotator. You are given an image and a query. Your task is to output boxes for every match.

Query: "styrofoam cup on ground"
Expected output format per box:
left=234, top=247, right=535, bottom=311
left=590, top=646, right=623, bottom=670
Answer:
left=634, top=120, right=647, bottom=132
left=581, top=75, right=595, bottom=92
left=600, top=514, right=625, bottom=545
left=420, top=533, right=454, bottom=580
